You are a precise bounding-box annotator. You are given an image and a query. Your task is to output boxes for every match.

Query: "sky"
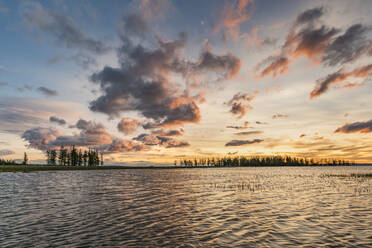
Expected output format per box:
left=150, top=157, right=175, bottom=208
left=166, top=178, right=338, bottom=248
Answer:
left=0, top=0, right=372, bottom=165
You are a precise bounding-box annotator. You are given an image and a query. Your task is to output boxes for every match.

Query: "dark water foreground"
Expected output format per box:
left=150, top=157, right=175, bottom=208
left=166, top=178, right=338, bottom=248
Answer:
left=0, top=167, right=371, bottom=247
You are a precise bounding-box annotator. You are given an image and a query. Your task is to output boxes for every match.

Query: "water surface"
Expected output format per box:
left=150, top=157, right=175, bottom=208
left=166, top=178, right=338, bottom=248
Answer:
left=0, top=166, right=371, bottom=247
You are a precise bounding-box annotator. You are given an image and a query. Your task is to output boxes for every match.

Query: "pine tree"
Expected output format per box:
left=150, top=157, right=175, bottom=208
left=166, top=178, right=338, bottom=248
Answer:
left=83, top=150, right=88, bottom=166
left=46, top=149, right=51, bottom=165
left=50, top=149, right=57, bottom=165
left=78, top=150, right=83, bottom=166
left=23, top=152, right=28, bottom=165
left=58, top=146, right=64, bottom=165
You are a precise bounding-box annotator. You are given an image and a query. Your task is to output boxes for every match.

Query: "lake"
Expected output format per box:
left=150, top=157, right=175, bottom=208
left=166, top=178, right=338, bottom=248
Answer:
left=0, top=166, right=371, bottom=247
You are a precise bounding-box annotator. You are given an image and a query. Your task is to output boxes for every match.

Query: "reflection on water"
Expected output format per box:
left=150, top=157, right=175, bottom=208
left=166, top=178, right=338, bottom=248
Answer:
left=0, top=166, right=371, bottom=247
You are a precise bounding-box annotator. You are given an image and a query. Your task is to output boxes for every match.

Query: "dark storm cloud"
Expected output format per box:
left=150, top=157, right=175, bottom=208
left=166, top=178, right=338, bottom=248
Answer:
left=310, top=64, right=372, bottom=98
left=323, top=24, right=372, bottom=66
left=22, top=1, right=108, bottom=54
left=335, top=119, right=372, bottom=133
left=227, top=92, right=255, bottom=119
left=225, top=139, right=263, bottom=146
left=0, top=149, right=15, bottom=156
left=49, top=116, right=66, bottom=125
left=37, top=86, right=58, bottom=97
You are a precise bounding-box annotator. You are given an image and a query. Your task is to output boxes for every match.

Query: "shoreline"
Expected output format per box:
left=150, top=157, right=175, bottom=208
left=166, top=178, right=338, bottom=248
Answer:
left=1, top=164, right=371, bottom=173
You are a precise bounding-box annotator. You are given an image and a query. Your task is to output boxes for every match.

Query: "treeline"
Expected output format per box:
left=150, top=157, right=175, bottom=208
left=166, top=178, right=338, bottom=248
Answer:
left=178, top=155, right=355, bottom=167
left=0, top=158, right=17, bottom=165
left=46, top=146, right=103, bottom=166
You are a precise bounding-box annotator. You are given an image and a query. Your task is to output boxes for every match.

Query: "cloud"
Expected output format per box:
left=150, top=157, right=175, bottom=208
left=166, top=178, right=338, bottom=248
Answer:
left=225, top=139, right=263, bottom=146
left=37, top=86, right=58, bottom=97
left=294, top=6, right=324, bottom=26
left=226, top=125, right=248, bottom=130
left=197, top=50, right=242, bottom=79
left=89, top=10, right=241, bottom=128
left=0, top=149, right=14, bottom=156
left=227, top=92, right=255, bottom=118
left=93, top=138, right=147, bottom=154
left=242, top=26, right=277, bottom=47
left=49, top=116, right=66, bottom=125
left=133, top=133, right=189, bottom=148
left=22, top=1, right=108, bottom=54
left=323, top=24, right=372, bottom=67
left=216, top=0, right=255, bottom=41
left=255, top=56, right=289, bottom=79
left=55, top=119, right=113, bottom=147
left=310, top=64, right=372, bottom=98
left=335, top=119, right=372, bottom=133
left=272, top=113, right=288, bottom=119
left=22, top=127, right=62, bottom=150
left=0, top=100, right=44, bottom=134
left=137, top=0, right=175, bottom=21
left=226, top=121, right=250, bottom=130
left=117, top=117, right=141, bottom=135
left=48, top=52, right=98, bottom=69
left=255, top=121, right=268, bottom=125
left=150, top=129, right=184, bottom=136
left=0, top=97, right=82, bottom=134
left=122, top=12, right=150, bottom=38
left=235, top=131, right=263, bottom=136
left=255, top=6, right=339, bottom=78
left=22, top=119, right=146, bottom=154
left=256, top=6, right=372, bottom=85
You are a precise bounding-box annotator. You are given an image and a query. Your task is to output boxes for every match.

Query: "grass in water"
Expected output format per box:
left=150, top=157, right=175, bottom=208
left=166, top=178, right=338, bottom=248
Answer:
left=321, top=173, right=372, bottom=178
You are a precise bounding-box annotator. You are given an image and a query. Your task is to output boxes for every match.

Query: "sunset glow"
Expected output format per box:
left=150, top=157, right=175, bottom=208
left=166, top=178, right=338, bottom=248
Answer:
left=1, top=0, right=372, bottom=164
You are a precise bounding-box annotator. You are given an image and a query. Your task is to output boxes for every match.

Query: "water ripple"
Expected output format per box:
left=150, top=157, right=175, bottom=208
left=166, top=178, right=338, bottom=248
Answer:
left=0, top=166, right=371, bottom=247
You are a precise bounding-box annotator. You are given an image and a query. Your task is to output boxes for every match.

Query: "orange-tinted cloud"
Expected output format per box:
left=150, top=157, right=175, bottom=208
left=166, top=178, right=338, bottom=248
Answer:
left=227, top=92, right=255, bottom=118
left=256, top=7, right=372, bottom=81
left=225, top=138, right=263, bottom=146
left=255, top=56, right=289, bottom=79
left=117, top=117, right=141, bottom=135
left=216, top=0, right=255, bottom=41
left=310, top=64, right=372, bottom=99
left=335, top=119, right=372, bottom=133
